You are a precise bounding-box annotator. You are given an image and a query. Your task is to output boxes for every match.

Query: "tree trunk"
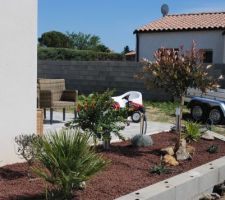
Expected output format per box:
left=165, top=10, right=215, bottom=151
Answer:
left=103, top=139, right=110, bottom=150
left=178, top=96, right=184, bottom=143
left=175, top=96, right=185, bottom=151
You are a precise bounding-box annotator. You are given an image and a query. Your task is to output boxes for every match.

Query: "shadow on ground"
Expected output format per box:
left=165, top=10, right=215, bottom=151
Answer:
left=0, top=168, right=26, bottom=180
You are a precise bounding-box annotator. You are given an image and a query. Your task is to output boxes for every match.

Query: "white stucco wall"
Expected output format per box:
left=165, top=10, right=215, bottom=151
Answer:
left=138, top=30, right=224, bottom=64
left=223, top=34, right=225, bottom=63
left=0, top=0, right=37, bottom=166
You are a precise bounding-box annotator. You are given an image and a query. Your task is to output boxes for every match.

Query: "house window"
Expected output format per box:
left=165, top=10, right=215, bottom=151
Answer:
left=201, top=49, right=213, bottom=63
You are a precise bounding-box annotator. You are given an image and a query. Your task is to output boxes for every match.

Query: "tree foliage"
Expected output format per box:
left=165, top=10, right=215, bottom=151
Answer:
left=66, top=90, right=127, bottom=142
left=67, top=32, right=110, bottom=52
left=137, top=41, right=221, bottom=138
left=39, top=31, right=111, bottom=53
left=38, top=31, right=71, bottom=48
left=122, top=45, right=130, bottom=54
left=138, top=41, right=220, bottom=99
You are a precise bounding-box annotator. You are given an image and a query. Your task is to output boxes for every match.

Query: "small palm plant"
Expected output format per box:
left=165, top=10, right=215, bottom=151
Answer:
left=33, top=129, right=108, bottom=199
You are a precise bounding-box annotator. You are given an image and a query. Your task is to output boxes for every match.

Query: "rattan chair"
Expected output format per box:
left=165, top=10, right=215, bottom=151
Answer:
left=37, top=79, right=78, bottom=124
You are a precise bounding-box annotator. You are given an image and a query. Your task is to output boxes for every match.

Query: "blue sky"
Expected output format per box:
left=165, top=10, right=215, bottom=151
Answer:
left=38, top=0, right=225, bottom=52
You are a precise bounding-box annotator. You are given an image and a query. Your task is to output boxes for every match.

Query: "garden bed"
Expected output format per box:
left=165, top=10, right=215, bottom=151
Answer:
left=1, top=132, right=225, bottom=200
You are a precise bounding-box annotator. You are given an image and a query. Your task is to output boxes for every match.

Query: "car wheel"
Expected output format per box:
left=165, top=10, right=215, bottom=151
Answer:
left=131, top=111, right=141, bottom=123
left=209, top=107, right=223, bottom=125
left=191, top=103, right=207, bottom=122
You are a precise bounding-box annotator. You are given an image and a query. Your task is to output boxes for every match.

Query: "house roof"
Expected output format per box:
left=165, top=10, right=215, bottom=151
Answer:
left=125, top=51, right=136, bottom=56
left=134, top=11, right=225, bottom=33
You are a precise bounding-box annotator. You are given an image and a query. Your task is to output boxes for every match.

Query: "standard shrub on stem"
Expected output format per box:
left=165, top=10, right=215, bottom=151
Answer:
left=33, top=129, right=107, bottom=199
left=66, top=90, right=128, bottom=149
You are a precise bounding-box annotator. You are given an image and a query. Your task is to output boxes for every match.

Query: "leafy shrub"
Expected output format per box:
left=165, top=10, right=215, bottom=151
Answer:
left=67, top=90, right=128, bottom=143
left=184, top=121, right=201, bottom=142
left=207, top=145, right=219, bottom=154
left=38, top=47, right=123, bottom=61
left=15, top=134, right=40, bottom=166
left=33, top=129, right=107, bottom=199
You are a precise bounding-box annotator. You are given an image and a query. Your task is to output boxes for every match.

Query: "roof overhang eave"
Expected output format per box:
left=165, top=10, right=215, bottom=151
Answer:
left=134, top=27, right=225, bottom=34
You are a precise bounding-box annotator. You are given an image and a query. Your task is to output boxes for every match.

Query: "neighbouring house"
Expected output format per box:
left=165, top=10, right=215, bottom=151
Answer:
left=125, top=51, right=136, bottom=61
left=134, top=11, right=225, bottom=64
left=0, top=0, right=37, bottom=166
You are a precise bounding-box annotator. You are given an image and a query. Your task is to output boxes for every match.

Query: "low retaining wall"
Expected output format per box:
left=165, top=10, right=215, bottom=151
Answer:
left=116, top=132, right=225, bottom=200
left=38, top=60, right=171, bottom=100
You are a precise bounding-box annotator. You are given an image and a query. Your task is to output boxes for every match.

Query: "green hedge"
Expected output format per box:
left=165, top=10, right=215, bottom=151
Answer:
left=38, top=47, right=123, bottom=61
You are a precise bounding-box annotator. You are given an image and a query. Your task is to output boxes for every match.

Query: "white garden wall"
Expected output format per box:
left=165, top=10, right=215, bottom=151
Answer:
left=0, top=0, right=37, bottom=166
left=223, top=34, right=225, bottom=63
left=138, top=30, right=224, bottom=64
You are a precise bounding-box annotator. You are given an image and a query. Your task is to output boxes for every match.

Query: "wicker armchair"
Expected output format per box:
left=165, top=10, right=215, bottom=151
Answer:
left=37, top=79, right=78, bottom=124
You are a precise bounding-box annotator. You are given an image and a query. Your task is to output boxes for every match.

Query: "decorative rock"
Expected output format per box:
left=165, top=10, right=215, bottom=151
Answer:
left=176, top=139, right=190, bottom=161
left=211, top=193, right=221, bottom=199
left=161, top=146, right=175, bottom=156
left=186, top=145, right=195, bottom=156
left=201, top=130, right=215, bottom=140
left=199, top=193, right=220, bottom=200
left=131, top=134, right=153, bottom=147
left=79, top=181, right=86, bottom=190
left=199, top=127, right=208, bottom=133
left=163, top=154, right=179, bottom=166
left=213, top=183, right=225, bottom=196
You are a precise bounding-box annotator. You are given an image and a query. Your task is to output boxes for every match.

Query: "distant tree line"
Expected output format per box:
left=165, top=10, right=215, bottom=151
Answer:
left=38, top=31, right=133, bottom=54
left=38, top=31, right=134, bottom=61
left=38, top=31, right=111, bottom=53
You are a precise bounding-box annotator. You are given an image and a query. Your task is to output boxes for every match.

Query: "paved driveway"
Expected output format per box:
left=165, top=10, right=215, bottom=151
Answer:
left=44, top=111, right=173, bottom=142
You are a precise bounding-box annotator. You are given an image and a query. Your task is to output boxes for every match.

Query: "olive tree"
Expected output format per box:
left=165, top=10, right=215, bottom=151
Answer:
left=137, top=41, right=221, bottom=140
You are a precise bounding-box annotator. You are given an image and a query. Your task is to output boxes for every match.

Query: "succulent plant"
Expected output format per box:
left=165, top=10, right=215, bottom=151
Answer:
left=131, top=134, right=153, bottom=147
left=150, top=156, right=171, bottom=175
left=207, top=145, right=219, bottom=154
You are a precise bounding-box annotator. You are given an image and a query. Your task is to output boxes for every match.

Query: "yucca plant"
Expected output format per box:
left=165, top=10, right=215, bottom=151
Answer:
left=33, top=129, right=108, bottom=199
left=184, top=121, right=201, bottom=142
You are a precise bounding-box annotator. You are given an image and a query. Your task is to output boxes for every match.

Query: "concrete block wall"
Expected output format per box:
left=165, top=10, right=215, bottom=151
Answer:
left=38, top=61, right=225, bottom=100
left=38, top=60, right=171, bottom=100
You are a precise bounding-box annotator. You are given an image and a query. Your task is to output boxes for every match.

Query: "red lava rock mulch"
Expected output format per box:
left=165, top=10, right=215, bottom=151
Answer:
left=0, top=132, right=225, bottom=200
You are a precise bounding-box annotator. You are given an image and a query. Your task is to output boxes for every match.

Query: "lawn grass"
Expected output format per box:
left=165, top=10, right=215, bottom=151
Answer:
left=144, top=100, right=189, bottom=123
left=144, top=100, right=225, bottom=135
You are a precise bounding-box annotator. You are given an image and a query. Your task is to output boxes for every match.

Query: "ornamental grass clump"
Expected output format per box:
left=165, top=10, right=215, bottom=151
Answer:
left=184, top=121, right=201, bottom=142
left=33, top=129, right=108, bottom=199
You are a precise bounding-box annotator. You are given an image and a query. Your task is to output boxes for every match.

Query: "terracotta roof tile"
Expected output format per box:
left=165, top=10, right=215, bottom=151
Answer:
left=135, top=12, right=225, bottom=33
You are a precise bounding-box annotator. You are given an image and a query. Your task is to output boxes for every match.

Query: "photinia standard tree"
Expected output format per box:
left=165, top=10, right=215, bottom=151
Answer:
left=137, top=41, right=221, bottom=143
